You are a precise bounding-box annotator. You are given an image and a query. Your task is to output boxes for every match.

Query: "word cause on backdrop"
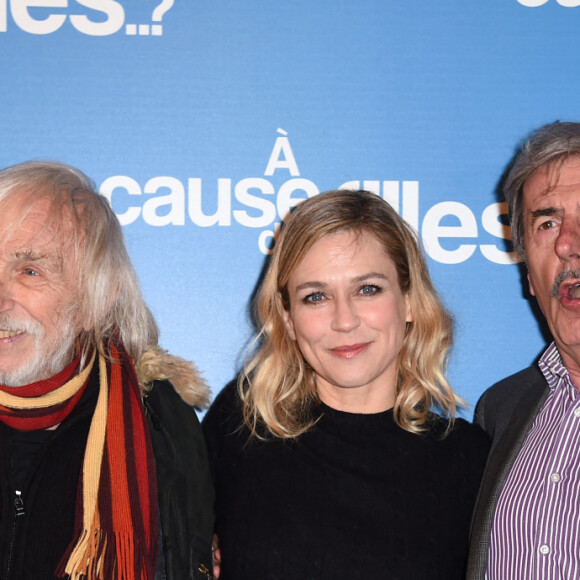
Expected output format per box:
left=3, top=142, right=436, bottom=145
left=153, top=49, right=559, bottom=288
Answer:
left=101, top=129, right=519, bottom=266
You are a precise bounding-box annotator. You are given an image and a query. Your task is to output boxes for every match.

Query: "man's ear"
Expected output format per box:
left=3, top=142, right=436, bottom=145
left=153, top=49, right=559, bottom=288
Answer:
left=79, top=309, right=95, bottom=333
left=74, top=299, right=93, bottom=333
left=77, top=281, right=118, bottom=332
left=527, top=273, right=536, bottom=297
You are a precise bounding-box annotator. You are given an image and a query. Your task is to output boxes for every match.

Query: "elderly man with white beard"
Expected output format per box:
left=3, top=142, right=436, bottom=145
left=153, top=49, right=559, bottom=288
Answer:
left=0, top=161, right=214, bottom=579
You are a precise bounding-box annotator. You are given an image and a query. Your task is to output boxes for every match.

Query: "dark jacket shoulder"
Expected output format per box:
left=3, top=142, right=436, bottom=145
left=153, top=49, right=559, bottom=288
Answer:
left=467, top=366, right=549, bottom=579
left=145, top=379, right=215, bottom=580
left=474, top=366, right=546, bottom=441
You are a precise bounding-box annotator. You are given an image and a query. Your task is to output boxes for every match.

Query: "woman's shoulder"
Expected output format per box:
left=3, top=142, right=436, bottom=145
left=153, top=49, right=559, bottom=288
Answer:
left=417, top=416, right=491, bottom=486
left=202, top=379, right=245, bottom=438
left=207, top=379, right=241, bottom=411
left=428, top=414, right=491, bottom=452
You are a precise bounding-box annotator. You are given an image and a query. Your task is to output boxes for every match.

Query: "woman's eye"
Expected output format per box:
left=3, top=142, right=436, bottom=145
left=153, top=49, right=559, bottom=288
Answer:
left=24, top=268, right=39, bottom=277
left=359, top=284, right=381, bottom=296
left=304, top=292, right=325, bottom=304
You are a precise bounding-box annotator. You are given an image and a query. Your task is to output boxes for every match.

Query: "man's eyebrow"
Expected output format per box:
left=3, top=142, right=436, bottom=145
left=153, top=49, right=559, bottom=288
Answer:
left=529, top=207, right=559, bottom=221
left=14, top=249, right=50, bottom=261
left=13, top=250, right=62, bottom=272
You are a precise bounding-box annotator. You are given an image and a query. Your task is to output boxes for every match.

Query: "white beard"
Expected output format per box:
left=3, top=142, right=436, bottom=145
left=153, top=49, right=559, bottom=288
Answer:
left=0, top=312, right=78, bottom=387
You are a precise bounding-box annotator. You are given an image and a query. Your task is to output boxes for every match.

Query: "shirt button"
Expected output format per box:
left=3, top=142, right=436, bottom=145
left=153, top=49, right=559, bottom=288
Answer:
left=550, top=473, right=561, bottom=483
left=540, top=545, right=550, bottom=555
left=574, top=408, right=580, bottom=418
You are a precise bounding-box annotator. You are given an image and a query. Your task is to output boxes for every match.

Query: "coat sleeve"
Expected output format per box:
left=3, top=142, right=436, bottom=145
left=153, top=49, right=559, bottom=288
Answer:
left=145, top=380, right=215, bottom=580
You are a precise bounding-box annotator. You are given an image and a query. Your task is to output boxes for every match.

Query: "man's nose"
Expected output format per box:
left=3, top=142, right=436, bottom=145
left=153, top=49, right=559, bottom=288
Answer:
left=0, top=278, right=15, bottom=313
left=555, top=216, right=580, bottom=264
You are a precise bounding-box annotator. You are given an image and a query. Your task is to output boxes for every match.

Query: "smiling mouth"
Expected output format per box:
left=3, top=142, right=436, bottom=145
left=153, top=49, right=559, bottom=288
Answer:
left=330, top=343, right=370, bottom=358
left=0, top=330, right=24, bottom=339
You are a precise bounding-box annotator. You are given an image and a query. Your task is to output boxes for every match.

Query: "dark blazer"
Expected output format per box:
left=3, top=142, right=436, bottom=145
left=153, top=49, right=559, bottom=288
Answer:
left=466, top=365, right=549, bottom=580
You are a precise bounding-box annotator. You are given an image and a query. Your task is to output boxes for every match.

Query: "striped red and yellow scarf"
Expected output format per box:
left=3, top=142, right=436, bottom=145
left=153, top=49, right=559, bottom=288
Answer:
left=0, top=343, right=158, bottom=580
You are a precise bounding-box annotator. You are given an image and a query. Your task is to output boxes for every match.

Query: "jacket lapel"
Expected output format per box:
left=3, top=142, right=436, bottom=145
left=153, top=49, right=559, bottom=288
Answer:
left=466, top=374, right=548, bottom=580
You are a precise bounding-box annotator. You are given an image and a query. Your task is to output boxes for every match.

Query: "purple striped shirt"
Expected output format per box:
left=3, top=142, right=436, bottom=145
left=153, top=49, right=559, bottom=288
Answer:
left=486, top=342, right=580, bottom=579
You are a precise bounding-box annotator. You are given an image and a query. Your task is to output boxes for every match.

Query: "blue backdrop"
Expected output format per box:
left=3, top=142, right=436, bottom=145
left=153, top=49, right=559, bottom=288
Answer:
left=1, top=0, right=578, bottom=414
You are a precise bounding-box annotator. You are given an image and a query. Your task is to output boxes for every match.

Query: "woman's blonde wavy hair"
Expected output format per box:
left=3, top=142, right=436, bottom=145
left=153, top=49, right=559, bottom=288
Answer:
left=241, top=189, right=462, bottom=438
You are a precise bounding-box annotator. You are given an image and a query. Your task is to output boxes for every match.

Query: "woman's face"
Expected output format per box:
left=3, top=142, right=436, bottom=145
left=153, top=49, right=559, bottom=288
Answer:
left=283, top=230, right=412, bottom=413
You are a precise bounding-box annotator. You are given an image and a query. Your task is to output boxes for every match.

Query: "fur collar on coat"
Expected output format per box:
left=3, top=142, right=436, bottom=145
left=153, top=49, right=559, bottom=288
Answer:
left=136, top=345, right=210, bottom=409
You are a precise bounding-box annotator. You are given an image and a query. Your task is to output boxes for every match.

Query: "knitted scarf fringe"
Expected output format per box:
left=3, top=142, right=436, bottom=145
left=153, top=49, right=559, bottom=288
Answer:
left=57, top=529, right=152, bottom=580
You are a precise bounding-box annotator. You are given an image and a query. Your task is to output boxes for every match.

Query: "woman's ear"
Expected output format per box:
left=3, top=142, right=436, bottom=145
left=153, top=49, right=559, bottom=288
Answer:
left=277, top=292, right=296, bottom=340
left=405, top=293, right=413, bottom=323
left=283, top=309, right=296, bottom=341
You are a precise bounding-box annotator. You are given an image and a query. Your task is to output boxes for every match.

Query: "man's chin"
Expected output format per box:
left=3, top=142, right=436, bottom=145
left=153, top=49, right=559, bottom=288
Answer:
left=0, top=354, right=74, bottom=387
left=0, top=319, right=79, bottom=388
left=0, top=366, right=46, bottom=388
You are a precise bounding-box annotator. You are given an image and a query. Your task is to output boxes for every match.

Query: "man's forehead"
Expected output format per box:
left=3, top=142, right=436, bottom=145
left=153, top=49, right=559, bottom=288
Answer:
left=527, top=157, right=580, bottom=194
left=522, top=157, right=580, bottom=213
left=0, top=195, right=76, bottom=256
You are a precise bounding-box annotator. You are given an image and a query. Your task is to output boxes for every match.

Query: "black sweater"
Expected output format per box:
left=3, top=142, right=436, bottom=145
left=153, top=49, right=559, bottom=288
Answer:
left=203, top=382, right=490, bottom=580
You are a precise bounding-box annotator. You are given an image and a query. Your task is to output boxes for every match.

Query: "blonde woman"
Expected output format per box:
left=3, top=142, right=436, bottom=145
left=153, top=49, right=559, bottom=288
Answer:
left=203, top=190, right=489, bottom=580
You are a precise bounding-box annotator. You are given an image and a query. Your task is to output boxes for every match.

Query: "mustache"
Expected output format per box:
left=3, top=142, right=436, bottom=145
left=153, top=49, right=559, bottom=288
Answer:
left=550, top=269, right=580, bottom=298
left=0, top=314, right=42, bottom=337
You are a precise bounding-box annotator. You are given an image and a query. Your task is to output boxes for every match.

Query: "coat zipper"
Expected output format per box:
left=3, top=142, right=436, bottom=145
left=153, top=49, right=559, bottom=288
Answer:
left=5, top=482, right=25, bottom=578
left=3, top=412, right=89, bottom=577
left=14, top=491, right=25, bottom=517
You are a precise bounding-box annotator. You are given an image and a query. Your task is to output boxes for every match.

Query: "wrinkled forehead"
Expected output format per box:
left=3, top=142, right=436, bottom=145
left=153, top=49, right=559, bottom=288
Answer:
left=525, top=155, right=580, bottom=200
left=0, top=193, right=78, bottom=267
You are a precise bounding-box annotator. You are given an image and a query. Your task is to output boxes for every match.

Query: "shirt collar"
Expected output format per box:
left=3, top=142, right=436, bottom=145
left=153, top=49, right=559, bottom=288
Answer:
left=539, top=342, right=574, bottom=391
